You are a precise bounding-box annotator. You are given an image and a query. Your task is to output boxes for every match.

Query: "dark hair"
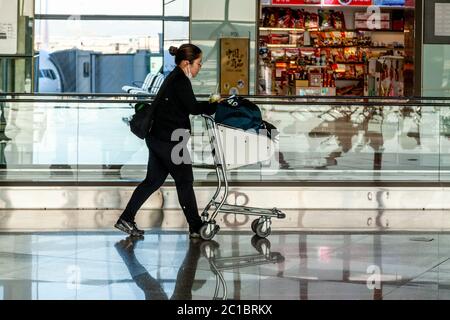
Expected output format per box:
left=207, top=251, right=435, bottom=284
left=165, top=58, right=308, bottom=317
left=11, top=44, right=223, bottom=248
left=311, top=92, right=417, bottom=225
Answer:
left=169, top=44, right=202, bottom=66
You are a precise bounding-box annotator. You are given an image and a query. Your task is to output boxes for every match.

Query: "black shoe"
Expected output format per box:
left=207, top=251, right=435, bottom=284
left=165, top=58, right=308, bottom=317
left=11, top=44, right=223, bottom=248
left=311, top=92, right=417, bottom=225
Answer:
left=0, top=133, right=11, bottom=142
left=189, top=231, right=201, bottom=239
left=189, top=222, right=206, bottom=239
left=114, top=236, right=144, bottom=260
left=115, top=218, right=145, bottom=236
left=129, top=221, right=145, bottom=236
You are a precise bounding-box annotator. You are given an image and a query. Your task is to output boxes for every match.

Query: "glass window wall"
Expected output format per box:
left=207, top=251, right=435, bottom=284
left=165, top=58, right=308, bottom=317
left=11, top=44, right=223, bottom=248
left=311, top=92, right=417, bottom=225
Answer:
left=35, top=0, right=164, bottom=16
left=0, top=95, right=447, bottom=184
left=34, top=0, right=189, bottom=94
left=164, top=0, right=190, bottom=17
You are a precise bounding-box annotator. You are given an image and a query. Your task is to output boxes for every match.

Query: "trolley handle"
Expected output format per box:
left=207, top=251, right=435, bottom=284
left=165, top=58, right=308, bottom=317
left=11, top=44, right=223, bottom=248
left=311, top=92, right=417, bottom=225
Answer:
left=201, top=114, right=216, bottom=122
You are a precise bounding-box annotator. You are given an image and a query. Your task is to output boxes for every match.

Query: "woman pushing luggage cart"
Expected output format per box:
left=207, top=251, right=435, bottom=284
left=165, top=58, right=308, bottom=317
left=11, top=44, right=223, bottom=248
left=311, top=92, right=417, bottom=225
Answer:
left=116, top=43, right=285, bottom=240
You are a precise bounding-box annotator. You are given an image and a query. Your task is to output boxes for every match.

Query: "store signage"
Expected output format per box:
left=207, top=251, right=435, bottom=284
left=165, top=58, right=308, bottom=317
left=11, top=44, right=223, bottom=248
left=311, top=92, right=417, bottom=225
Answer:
left=424, top=0, right=450, bottom=44
left=435, top=3, right=450, bottom=36
left=0, top=0, right=18, bottom=55
left=323, top=0, right=373, bottom=5
left=271, top=0, right=321, bottom=4
left=271, top=0, right=412, bottom=5
left=220, top=38, right=249, bottom=96
left=373, top=0, right=405, bottom=5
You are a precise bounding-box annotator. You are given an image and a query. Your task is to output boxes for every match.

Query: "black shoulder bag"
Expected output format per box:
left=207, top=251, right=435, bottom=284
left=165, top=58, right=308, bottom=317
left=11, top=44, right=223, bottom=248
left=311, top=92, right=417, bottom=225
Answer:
left=129, top=74, right=171, bottom=139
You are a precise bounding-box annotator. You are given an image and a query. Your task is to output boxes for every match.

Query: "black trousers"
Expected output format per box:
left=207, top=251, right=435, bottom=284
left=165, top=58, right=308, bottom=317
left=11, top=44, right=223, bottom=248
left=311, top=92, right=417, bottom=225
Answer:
left=120, top=135, right=203, bottom=232
left=117, top=239, right=202, bottom=300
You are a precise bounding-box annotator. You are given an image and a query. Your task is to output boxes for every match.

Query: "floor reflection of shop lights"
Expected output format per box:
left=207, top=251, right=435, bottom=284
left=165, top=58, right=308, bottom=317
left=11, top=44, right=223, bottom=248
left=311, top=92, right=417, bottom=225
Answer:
left=348, top=274, right=402, bottom=282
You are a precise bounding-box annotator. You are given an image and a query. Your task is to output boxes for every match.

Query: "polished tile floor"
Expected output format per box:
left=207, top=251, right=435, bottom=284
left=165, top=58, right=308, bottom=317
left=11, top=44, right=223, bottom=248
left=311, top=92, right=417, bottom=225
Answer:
left=1, top=230, right=450, bottom=300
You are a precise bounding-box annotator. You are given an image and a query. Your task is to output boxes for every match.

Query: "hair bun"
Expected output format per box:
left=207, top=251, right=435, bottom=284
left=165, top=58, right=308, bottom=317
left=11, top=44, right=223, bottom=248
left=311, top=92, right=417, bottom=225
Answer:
left=168, top=46, right=178, bottom=56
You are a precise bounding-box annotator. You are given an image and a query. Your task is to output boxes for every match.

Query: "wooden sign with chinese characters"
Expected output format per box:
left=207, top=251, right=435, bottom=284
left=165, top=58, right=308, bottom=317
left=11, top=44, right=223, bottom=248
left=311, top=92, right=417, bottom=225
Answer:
left=220, top=38, right=249, bottom=96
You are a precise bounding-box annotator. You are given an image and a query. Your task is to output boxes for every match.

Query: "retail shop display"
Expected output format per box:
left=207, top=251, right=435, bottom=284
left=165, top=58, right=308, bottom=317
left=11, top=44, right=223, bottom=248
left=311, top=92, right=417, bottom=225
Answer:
left=257, top=0, right=415, bottom=96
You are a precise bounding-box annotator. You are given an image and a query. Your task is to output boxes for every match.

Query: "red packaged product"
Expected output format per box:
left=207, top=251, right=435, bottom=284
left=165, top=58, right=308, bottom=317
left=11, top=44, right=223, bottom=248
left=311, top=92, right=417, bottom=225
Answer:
left=282, top=8, right=295, bottom=28
left=332, top=11, right=346, bottom=31
left=269, top=34, right=289, bottom=45
left=295, top=9, right=305, bottom=30
left=267, top=10, right=278, bottom=27
left=308, top=13, right=319, bottom=30
left=319, top=9, right=333, bottom=31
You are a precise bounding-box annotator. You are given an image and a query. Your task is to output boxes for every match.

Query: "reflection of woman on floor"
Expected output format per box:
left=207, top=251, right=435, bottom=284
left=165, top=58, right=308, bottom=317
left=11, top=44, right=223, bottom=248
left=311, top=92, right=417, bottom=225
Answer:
left=115, top=237, right=203, bottom=300
left=0, top=100, right=11, bottom=143
left=0, top=100, right=9, bottom=175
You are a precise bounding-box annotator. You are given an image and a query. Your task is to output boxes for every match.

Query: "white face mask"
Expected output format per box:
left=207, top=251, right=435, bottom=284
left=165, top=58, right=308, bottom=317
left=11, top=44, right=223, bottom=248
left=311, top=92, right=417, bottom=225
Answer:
left=186, top=64, right=193, bottom=79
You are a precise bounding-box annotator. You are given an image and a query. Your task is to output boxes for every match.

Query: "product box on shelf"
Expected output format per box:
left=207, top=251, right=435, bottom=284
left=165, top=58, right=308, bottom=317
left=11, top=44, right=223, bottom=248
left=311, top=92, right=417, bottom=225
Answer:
left=296, top=80, right=309, bottom=87
left=296, top=87, right=336, bottom=96
left=391, top=11, right=404, bottom=31
left=355, top=11, right=391, bottom=30
left=355, top=20, right=391, bottom=30
left=289, top=33, right=304, bottom=45
left=269, top=34, right=290, bottom=44
left=355, top=12, right=391, bottom=21
left=308, top=73, right=322, bottom=87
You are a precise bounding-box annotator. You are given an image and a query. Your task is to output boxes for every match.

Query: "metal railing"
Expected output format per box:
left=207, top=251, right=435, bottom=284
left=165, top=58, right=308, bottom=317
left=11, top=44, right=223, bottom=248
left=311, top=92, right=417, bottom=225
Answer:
left=1, top=93, right=449, bottom=185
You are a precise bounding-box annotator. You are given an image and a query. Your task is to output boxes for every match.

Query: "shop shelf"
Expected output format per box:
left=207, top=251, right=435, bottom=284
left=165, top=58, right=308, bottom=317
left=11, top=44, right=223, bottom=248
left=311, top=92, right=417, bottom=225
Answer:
left=336, top=78, right=364, bottom=81
left=259, top=27, right=405, bottom=33
left=265, top=45, right=405, bottom=50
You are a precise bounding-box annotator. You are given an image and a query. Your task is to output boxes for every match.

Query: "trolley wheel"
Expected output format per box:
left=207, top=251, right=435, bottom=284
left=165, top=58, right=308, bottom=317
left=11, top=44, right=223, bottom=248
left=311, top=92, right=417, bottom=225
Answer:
left=255, top=222, right=271, bottom=238
left=270, top=252, right=285, bottom=263
left=200, top=223, right=220, bottom=241
left=201, top=208, right=210, bottom=221
left=251, top=218, right=260, bottom=233
left=200, top=240, right=219, bottom=259
left=251, top=235, right=271, bottom=254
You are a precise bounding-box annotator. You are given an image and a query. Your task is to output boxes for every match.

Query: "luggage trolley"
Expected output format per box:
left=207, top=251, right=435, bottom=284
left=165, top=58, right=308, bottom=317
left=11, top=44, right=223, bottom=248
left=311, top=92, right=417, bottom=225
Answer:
left=197, top=114, right=286, bottom=241
left=200, top=236, right=285, bottom=300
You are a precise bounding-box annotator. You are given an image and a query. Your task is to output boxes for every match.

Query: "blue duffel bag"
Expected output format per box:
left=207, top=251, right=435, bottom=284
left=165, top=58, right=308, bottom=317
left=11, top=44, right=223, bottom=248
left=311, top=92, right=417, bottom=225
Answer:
left=215, top=95, right=262, bottom=131
left=214, top=95, right=279, bottom=141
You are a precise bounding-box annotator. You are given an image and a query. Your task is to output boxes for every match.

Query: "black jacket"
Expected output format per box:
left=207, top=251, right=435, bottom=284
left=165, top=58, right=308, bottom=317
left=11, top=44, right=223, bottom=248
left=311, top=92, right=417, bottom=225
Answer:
left=150, top=66, right=217, bottom=142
